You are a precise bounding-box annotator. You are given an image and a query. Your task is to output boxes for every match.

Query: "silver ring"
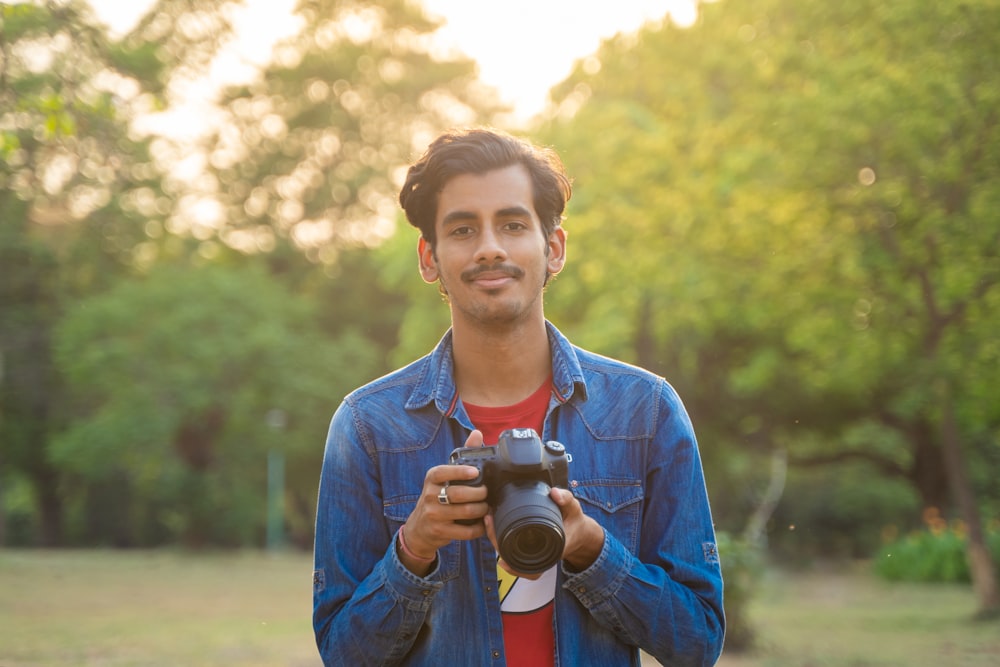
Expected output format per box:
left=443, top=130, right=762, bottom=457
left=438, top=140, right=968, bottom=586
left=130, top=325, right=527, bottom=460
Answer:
left=437, top=485, right=450, bottom=505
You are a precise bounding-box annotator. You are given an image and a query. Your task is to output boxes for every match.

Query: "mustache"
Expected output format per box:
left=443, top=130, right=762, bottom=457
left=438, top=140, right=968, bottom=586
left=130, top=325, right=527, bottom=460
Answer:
left=461, top=263, right=525, bottom=282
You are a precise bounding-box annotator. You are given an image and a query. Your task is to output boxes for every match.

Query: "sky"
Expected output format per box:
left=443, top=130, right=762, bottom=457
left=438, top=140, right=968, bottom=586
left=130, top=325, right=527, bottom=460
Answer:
left=420, top=0, right=696, bottom=122
left=86, top=0, right=697, bottom=126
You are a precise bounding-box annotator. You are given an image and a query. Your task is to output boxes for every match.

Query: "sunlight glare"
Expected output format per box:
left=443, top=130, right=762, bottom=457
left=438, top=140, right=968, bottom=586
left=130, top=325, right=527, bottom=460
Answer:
left=422, top=0, right=698, bottom=124
left=88, top=0, right=699, bottom=128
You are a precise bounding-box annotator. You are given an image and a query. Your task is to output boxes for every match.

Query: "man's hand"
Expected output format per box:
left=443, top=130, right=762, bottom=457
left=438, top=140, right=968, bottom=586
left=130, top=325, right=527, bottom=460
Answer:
left=399, top=430, right=490, bottom=575
left=550, top=487, right=605, bottom=571
left=485, top=486, right=605, bottom=578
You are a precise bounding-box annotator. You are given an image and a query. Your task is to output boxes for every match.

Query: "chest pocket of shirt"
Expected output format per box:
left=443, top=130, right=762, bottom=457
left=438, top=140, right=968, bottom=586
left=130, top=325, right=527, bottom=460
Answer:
left=570, top=478, right=644, bottom=553
left=383, top=498, right=462, bottom=582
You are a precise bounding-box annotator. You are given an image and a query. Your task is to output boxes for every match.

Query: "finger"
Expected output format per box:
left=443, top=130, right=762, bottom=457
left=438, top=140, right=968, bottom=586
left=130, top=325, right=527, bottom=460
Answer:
left=450, top=500, right=490, bottom=523
left=484, top=513, right=498, bottom=549
left=408, top=498, right=488, bottom=544
left=550, top=487, right=574, bottom=506
left=451, top=519, right=488, bottom=540
left=426, top=463, right=481, bottom=486
left=442, top=483, right=488, bottom=505
left=464, top=429, right=486, bottom=448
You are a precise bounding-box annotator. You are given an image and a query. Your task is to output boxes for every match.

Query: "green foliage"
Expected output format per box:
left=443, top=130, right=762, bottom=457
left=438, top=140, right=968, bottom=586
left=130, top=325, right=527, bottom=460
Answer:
left=203, top=0, right=505, bottom=266
left=3, top=0, right=998, bottom=570
left=875, top=517, right=1000, bottom=584
left=0, top=0, right=511, bottom=548
left=374, top=222, right=452, bottom=366
left=716, top=531, right=764, bottom=652
left=0, top=0, right=174, bottom=545
left=1, top=2, right=56, bottom=37
left=535, top=0, right=1000, bottom=560
left=763, top=462, right=920, bottom=561
left=51, top=262, right=379, bottom=546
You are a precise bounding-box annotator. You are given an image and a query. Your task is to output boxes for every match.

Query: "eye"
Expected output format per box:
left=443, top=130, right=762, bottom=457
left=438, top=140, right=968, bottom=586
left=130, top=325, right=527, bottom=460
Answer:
left=449, top=225, right=475, bottom=237
left=502, top=220, right=528, bottom=232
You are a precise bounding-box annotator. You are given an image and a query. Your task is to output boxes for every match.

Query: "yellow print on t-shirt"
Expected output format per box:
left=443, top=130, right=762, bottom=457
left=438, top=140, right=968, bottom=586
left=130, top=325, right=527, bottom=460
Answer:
left=497, top=559, right=557, bottom=613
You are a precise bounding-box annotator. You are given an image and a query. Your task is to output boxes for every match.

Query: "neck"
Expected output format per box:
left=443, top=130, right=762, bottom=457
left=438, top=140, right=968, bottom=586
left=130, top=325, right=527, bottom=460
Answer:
left=451, top=316, right=551, bottom=407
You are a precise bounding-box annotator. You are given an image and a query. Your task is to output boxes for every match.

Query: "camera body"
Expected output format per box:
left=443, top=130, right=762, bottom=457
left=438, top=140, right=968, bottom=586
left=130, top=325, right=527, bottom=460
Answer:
left=449, top=428, right=570, bottom=574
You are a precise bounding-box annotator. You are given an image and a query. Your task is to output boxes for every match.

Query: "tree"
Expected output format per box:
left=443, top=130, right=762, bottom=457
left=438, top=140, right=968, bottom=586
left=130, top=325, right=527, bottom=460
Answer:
left=1, top=0, right=513, bottom=546
left=1, top=0, right=242, bottom=544
left=0, top=0, right=166, bottom=544
left=537, top=0, right=999, bottom=614
left=52, top=261, right=378, bottom=546
left=199, top=0, right=504, bottom=266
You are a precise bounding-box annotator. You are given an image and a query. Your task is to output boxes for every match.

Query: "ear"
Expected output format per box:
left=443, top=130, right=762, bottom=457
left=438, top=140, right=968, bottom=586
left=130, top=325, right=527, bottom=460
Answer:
left=418, top=237, right=439, bottom=284
left=546, top=226, right=567, bottom=276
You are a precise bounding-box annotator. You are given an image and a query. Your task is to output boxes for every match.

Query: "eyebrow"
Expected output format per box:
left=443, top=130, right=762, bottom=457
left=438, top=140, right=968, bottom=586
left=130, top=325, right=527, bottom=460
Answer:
left=441, top=206, right=533, bottom=227
left=497, top=206, right=533, bottom=220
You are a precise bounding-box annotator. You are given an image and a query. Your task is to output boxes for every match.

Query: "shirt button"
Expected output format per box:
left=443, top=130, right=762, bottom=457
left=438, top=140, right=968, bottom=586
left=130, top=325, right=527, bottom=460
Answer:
left=570, top=480, right=579, bottom=488
left=492, top=650, right=501, bottom=659
left=578, top=586, right=586, bottom=593
left=421, top=590, right=431, bottom=596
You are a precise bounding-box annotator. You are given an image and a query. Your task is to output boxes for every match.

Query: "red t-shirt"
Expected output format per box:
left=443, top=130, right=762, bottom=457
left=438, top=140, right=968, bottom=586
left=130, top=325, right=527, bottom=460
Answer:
left=464, top=377, right=556, bottom=667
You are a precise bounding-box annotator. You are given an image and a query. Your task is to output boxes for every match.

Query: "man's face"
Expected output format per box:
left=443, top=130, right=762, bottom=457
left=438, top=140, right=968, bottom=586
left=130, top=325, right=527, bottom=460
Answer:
left=418, top=164, right=566, bottom=328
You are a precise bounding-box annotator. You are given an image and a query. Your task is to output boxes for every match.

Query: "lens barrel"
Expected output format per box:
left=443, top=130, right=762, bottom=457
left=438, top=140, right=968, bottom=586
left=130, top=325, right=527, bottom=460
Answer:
left=494, top=481, right=565, bottom=574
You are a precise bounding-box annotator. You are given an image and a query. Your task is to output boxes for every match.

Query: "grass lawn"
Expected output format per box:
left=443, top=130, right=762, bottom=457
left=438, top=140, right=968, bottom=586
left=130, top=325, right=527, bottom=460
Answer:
left=714, top=563, right=1000, bottom=667
left=1, top=550, right=997, bottom=666
left=0, top=549, right=320, bottom=667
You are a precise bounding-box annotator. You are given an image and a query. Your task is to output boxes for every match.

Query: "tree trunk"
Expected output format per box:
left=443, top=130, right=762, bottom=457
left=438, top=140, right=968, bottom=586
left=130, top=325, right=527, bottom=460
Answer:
left=634, top=293, right=660, bottom=373
left=910, top=429, right=950, bottom=511
left=744, top=448, right=787, bottom=549
left=0, top=349, right=5, bottom=546
left=939, top=383, right=999, bottom=618
left=0, top=454, right=6, bottom=547
left=35, top=464, right=64, bottom=547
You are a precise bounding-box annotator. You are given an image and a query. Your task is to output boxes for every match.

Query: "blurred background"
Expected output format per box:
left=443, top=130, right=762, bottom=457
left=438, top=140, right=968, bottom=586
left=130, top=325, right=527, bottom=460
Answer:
left=1, top=0, right=998, bottom=663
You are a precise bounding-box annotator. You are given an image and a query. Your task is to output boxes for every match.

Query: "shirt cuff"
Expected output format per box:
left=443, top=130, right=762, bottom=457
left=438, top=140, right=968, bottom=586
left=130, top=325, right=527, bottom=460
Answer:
left=382, top=528, right=444, bottom=611
left=561, top=529, right=632, bottom=608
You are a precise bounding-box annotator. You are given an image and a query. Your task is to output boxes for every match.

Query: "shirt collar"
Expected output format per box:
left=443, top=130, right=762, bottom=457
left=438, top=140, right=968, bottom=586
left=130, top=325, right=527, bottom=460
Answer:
left=405, top=321, right=587, bottom=414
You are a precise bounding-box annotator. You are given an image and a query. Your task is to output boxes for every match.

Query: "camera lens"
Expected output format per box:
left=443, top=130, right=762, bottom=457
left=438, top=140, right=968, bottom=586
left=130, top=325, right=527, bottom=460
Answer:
left=494, top=481, right=565, bottom=574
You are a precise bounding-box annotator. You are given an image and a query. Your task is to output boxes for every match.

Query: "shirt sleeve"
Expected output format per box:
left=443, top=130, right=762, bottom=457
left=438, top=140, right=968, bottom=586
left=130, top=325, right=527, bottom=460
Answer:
left=312, top=401, right=443, bottom=666
left=561, top=379, right=725, bottom=666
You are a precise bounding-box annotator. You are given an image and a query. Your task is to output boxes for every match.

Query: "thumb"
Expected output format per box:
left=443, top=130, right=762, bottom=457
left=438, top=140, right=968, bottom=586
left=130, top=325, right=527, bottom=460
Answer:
left=550, top=487, right=573, bottom=506
left=464, top=429, right=486, bottom=448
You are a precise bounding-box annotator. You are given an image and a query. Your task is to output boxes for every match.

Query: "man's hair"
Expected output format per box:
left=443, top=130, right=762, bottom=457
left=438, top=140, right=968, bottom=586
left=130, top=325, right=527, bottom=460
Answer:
left=398, top=128, right=572, bottom=246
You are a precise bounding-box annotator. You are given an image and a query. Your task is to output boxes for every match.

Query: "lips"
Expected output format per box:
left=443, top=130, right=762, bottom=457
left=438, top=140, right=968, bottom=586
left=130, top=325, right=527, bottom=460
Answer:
left=473, top=275, right=514, bottom=289
left=462, top=264, right=524, bottom=287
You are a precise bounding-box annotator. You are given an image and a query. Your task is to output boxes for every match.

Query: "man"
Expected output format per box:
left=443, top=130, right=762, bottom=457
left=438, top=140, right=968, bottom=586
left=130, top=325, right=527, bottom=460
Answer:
left=313, top=128, right=725, bottom=666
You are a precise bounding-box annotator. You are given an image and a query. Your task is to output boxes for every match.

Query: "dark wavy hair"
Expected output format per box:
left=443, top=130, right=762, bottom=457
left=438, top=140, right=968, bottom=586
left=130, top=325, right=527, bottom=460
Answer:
left=398, top=128, right=572, bottom=247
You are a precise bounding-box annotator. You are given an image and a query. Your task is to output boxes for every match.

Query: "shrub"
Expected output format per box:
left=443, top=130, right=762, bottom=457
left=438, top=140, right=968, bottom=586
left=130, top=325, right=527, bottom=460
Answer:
left=717, top=531, right=764, bottom=652
left=874, top=509, right=1000, bottom=583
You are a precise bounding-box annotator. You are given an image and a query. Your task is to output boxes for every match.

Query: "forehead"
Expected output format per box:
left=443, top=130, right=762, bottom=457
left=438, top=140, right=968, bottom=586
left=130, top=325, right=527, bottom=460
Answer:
left=435, top=164, right=536, bottom=223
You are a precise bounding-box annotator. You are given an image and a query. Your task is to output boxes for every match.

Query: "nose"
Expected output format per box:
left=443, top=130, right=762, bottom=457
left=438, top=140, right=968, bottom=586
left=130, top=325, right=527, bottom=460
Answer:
left=474, top=225, right=507, bottom=264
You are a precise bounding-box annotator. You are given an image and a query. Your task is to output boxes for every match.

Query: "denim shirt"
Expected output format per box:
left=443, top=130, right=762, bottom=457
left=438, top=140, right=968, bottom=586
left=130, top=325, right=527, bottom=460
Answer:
left=313, top=322, right=725, bottom=666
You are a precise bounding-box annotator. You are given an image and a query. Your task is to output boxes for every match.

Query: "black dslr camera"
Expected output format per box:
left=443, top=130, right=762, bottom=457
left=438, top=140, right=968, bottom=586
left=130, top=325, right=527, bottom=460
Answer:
left=449, top=428, right=571, bottom=574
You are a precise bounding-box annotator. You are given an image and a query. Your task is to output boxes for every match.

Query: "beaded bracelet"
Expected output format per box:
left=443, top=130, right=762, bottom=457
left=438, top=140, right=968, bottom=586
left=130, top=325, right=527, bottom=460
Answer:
left=398, top=526, right=435, bottom=563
